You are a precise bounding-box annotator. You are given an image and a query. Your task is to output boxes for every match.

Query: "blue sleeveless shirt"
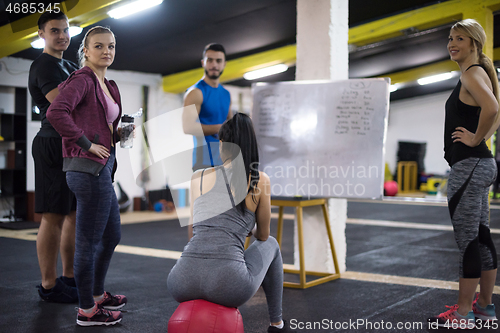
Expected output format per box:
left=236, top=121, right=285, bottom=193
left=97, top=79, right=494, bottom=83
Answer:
left=189, top=80, right=230, bottom=168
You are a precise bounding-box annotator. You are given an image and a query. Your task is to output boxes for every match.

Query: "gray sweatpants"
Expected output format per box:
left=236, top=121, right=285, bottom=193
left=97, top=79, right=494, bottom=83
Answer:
left=447, top=157, right=498, bottom=278
left=167, top=236, right=283, bottom=323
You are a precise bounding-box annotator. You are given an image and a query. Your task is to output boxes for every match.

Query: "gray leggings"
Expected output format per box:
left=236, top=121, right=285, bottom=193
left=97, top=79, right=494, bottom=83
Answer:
left=167, top=236, right=283, bottom=323
left=447, top=157, right=498, bottom=278
left=66, top=151, right=121, bottom=309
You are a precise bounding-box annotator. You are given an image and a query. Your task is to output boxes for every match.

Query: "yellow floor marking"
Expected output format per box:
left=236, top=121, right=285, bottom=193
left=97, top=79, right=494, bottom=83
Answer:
left=347, top=218, right=500, bottom=234
left=270, top=215, right=500, bottom=234
left=350, top=198, right=448, bottom=207
left=0, top=228, right=37, bottom=241
left=2, top=202, right=499, bottom=294
left=351, top=198, right=500, bottom=209
left=120, top=208, right=190, bottom=225
left=281, top=264, right=500, bottom=294
left=1, top=227, right=498, bottom=294
left=347, top=218, right=454, bottom=231
left=339, top=271, right=500, bottom=295
left=270, top=212, right=295, bottom=220
left=4, top=214, right=499, bottom=241
left=115, top=244, right=182, bottom=260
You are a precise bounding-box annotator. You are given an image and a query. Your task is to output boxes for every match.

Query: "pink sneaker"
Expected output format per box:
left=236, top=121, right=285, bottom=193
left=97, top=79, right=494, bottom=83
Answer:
left=428, top=304, right=475, bottom=329
left=96, top=291, right=128, bottom=310
left=76, top=304, right=122, bottom=326
left=472, top=293, right=497, bottom=321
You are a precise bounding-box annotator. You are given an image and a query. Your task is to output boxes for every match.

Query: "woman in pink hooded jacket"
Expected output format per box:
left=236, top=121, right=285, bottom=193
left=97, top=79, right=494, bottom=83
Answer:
left=47, top=26, right=126, bottom=327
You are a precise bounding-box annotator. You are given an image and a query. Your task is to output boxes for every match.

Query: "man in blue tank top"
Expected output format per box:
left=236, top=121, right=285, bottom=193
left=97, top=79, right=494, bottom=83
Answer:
left=182, top=43, right=232, bottom=171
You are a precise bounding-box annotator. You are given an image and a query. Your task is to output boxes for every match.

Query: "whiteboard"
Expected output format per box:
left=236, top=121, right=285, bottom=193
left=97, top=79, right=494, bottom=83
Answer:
left=251, top=78, right=390, bottom=199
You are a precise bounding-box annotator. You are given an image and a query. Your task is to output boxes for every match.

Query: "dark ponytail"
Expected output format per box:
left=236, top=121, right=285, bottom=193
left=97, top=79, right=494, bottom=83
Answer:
left=218, top=113, right=260, bottom=212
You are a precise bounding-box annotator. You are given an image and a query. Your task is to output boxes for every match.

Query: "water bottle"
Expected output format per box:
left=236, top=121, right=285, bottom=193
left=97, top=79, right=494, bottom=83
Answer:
left=120, top=115, right=134, bottom=148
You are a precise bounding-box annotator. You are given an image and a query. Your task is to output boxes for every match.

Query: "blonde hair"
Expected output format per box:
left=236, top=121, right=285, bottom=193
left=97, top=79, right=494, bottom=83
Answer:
left=77, top=26, right=115, bottom=68
left=451, top=19, right=499, bottom=124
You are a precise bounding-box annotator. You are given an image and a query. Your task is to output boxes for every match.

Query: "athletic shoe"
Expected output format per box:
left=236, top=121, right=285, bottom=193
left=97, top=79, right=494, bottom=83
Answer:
left=472, top=293, right=497, bottom=321
left=37, top=277, right=78, bottom=303
left=268, top=320, right=297, bottom=332
left=428, top=304, right=475, bottom=329
left=95, top=291, right=127, bottom=310
left=76, top=304, right=122, bottom=326
left=59, top=275, right=76, bottom=288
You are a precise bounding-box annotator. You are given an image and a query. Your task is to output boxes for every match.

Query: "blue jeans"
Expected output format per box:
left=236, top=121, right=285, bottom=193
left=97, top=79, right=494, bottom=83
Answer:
left=66, top=151, right=121, bottom=309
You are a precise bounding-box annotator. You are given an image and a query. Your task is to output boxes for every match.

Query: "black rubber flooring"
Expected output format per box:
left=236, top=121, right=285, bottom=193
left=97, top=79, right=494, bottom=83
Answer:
left=1, top=200, right=499, bottom=332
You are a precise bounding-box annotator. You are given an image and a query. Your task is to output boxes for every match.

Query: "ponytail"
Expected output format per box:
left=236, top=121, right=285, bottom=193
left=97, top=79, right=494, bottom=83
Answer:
left=478, top=49, right=500, bottom=126
left=452, top=19, right=500, bottom=129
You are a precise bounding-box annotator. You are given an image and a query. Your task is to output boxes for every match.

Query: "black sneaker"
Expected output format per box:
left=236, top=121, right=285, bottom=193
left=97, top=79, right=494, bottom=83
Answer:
left=76, top=304, right=122, bottom=327
left=37, top=277, right=78, bottom=303
left=59, top=275, right=76, bottom=288
left=268, top=320, right=297, bottom=332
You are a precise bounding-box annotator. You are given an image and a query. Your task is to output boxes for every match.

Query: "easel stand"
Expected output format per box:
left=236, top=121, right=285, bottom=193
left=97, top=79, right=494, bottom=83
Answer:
left=246, top=197, right=341, bottom=289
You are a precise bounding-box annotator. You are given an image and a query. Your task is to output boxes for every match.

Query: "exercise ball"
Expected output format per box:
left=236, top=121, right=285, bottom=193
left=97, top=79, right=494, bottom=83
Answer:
left=384, top=180, right=398, bottom=196
left=153, top=202, right=163, bottom=212
left=168, top=299, right=244, bottom=333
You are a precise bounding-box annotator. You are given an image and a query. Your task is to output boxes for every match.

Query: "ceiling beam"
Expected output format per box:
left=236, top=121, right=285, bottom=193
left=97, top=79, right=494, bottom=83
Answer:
left=381, top=46, right=500, bottom=87
left=0, top=0, right=124, bottom=59
left=379, top=60, right=458, bottom=86
left=163, top=0, right=500, bottom=93
left=463, top=0, right=494, bottom=59
left=349, top=0, right=500, bottom=46
left=380, top=0, right=499, bottom=86
left=2, top=0, right=498, bottom=92
left=162, top=44, right=297, bottom=94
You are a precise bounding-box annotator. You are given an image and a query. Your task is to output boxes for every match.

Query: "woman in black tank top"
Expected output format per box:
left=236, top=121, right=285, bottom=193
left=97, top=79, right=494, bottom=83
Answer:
left=429, top=19, right=500, bottom=328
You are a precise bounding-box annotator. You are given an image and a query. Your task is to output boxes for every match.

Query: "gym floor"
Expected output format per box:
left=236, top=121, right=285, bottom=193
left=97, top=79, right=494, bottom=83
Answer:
left=0, top=199, right=499, bottom=332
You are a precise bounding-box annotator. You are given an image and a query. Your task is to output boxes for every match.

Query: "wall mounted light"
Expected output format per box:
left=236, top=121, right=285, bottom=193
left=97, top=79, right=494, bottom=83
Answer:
left=68, top=26, right=83, bottom=37
left=389, top=84, right=399, bottom=92
left=243, top=64, right=289, bottom=80
left=31, top=25, right=83, bottom=49
left=417, top=72, right=454, bottom=85
left=30, top=39, right=45, bottom=49
left=108, top=0, right=163, bottom=19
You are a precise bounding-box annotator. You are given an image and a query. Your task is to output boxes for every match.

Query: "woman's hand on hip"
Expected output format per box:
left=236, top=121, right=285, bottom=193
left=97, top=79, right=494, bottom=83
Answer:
left=452, top=127, right=479, bottom=147
left=88, top=143, right=110, bottom=159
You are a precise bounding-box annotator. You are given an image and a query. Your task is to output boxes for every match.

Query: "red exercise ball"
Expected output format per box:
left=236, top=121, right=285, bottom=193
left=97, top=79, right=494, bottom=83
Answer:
left=168, top=299, right=244, bottom=333
left=384, top=180, right=398, bottom=196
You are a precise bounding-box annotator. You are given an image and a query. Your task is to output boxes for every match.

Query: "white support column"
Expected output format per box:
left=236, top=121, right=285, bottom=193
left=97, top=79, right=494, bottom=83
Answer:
left=294, top=0, right=348, bottom=273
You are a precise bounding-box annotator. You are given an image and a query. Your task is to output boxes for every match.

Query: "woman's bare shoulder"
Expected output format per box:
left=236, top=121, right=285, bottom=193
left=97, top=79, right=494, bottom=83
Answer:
left=256, top=172, right=271, bottom=189
left=462, top=65, right=489, bottom=83
left=191, top=167, right=216, bottom=180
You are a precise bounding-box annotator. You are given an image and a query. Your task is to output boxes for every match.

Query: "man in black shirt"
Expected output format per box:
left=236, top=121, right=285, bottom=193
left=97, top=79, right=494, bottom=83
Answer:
left=28, top=11, right=79, bottom=303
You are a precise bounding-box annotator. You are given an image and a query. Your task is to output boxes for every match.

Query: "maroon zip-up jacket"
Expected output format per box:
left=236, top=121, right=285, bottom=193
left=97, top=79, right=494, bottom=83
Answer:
left=47, top=66, right=122, bottom=176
